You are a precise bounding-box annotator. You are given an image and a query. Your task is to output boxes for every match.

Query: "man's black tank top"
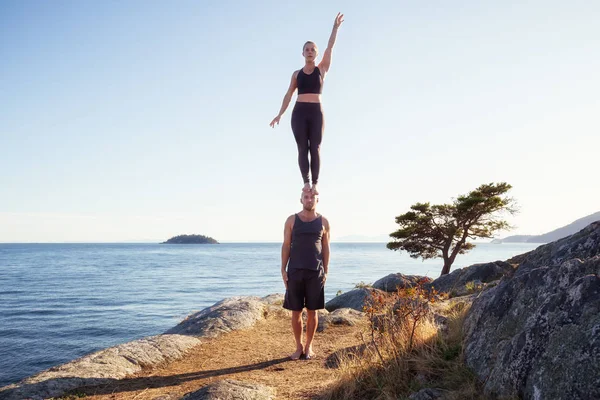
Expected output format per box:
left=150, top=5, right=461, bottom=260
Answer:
left=288, top=213, right=323, bottom=271
left=297, top=67, right=323, bottom=94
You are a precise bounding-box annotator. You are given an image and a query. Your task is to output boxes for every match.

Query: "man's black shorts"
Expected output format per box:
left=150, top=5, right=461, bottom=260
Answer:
left=283, top=268, right=325, bottom=311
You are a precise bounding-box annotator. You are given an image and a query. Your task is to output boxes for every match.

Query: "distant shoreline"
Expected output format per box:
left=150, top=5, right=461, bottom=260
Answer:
left=0, top=240, right=521, bottom=245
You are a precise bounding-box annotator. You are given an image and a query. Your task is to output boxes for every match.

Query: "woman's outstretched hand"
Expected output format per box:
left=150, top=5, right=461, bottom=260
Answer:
left=334, top=12, right=344, bottom=28
left=270, top=115, right=281, bottom=128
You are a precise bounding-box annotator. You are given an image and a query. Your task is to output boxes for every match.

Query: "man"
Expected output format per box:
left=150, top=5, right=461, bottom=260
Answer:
left=281, top=190, right=330, bottom=360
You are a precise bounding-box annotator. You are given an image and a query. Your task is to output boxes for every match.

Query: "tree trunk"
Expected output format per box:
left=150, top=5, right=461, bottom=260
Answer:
left=441, top=240, right=465, bottom=276
left=440, top=260, right=452, bottom=276
left=440, top=251, right=451, bottom=276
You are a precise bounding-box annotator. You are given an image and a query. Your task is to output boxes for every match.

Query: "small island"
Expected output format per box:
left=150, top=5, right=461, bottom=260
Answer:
left=161, top=234, right=219, bottom=244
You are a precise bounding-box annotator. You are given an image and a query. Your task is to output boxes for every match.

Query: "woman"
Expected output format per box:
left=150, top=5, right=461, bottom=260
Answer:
left=270, top=13, right=344, bottom=195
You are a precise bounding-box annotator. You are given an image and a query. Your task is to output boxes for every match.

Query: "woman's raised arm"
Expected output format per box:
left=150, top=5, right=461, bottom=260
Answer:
left=318, top=13, right=344, bottom=74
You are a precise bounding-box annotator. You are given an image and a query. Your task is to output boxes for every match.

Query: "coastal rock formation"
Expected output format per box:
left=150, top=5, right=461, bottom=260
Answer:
left=325, top=343, right=369, bottom=369
left=463, top=222, right=600, bottom=399
left=260, top=293, right=284, bottom=305
left=372, top=273, right=432, bottom=292
left=0, top=335, right=201, bottom=400
left=298, top=309, right=329, bottom=332
left=425, top=260, right=513, bottom=296
left=325, top=287, right=386, bottom=312
left=318, top=308, right=365, bottom=332
left=166, top=296, right=268, bottom=338
left=508, top=221, right=600, bottom=275
left=182, top=379, right=276, bottom=400
left=408, top=388, right=444, bottom=400
left=152, top=394, right=180, bottom=400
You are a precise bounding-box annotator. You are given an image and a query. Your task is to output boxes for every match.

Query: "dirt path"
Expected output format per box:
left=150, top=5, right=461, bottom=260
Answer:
left=77, top=311, right=365, bottom=399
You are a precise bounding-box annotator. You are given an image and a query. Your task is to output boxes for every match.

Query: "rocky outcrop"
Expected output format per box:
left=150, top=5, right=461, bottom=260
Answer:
left=325, top=287, right=386, bottom=312
left=260, top=293, right=285, bottom=305
left=507, top=221, right=600, bottom=273
left=408, top=388, right=444, bottom=400
left=373, top=273, right=432, bottom=292
left=463, top=222, right=600, bottom=399
left=152, top=394, right=180, bottom=400
left=0, top=335, right=201, bottom=400
left=425, top=261, right=513, bottom=296
left=166, top=296, right=268, bottom=338
left=298, top=309, right=329, bottom=332
left=182, top=379, right=276, bottom=400
left=318, top=308, right=365, bottom=332
left=325, top=343, right=369, bottom=369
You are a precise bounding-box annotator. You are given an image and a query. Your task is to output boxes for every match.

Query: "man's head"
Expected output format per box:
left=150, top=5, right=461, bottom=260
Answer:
left=300, top=190, right=318, bottom=211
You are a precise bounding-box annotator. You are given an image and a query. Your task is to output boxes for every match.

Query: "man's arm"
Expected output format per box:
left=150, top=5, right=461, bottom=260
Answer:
left=322, top=217, right=331, bottom=276
left=281, top=215, right=294, bottom=288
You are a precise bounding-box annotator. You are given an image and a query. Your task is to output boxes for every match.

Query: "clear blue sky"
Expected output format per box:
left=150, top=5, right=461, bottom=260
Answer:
left=1, top=1, right=599, bottom=242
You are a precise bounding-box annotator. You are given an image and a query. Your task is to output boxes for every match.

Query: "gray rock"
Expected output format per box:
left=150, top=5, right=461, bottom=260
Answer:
left=0, top=334, right=200, bottom=400
left=299, top=309, right=329, bottom=332
left=373, top=273, right=432, bottom=292
left=152, top=394, right=180, bottom=400
left=425, top=260, right=513, bottom=296
left=415, top=373, right=429, bottom=385
left=463, top=256, right=600, bottom=399
left=318, top=308, right=365, bottom=332
left=408, top=388, right=444, bottom=400
left=260, top=293, right=291, bottom=319
left=325, top=287, right=386, bottom=312
left=325, top=343, right=369, bottom=369
left=430, top=293, right=476, bottom=318
left=260, top=293, right=284, bottom=305
left=509, top=221, right=600, bottom=276
left=165, top=296, right=267, bottom=338
left=432, top=313, right=448, bottom=333
left=183, top=379, right=275, bottom=400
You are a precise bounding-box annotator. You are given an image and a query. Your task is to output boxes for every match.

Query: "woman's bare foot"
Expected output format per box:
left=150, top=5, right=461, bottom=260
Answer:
left=290, top=346, right=304, bottom=360
left=303, top=182, right=311, bottom=193
left=311, top=183, right=319, bottom=195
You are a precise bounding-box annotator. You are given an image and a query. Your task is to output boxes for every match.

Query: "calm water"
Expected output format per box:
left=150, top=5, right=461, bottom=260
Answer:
left=0, top=242, right=539, bottom=387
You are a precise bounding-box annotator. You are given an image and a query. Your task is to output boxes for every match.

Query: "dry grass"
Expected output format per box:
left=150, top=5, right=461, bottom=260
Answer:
left=318, top=283, right=487, bottom=400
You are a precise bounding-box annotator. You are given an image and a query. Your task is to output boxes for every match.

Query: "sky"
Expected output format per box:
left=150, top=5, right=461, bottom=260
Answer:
left=1, top=0, right=599, bottom=243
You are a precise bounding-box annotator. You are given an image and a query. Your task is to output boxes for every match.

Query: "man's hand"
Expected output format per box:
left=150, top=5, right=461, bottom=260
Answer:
left=282, top=270, right=288, bottom=289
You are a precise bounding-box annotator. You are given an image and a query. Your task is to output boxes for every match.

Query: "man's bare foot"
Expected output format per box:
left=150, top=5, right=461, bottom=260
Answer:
left=311, top=183, right=319, bottom=195
left=304, top=346, right=316, bottom=360
left=302, top=183, right=311, bottom=192
left=290, top=347, right=304, bottom=360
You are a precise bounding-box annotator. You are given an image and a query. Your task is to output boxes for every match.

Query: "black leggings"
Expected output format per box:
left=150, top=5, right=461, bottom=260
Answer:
left=291, top=102, right=324, bottom=185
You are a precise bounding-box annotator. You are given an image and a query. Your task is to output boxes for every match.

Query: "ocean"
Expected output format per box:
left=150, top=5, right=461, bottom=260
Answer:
left=0, top=242, right=540, bottom=387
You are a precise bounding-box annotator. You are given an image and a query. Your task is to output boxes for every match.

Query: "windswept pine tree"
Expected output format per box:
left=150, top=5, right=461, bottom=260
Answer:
left=387, top=182, right=516, bottom=276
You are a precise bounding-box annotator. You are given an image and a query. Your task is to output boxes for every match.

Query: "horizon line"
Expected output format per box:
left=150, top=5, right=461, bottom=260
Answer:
left=0, top=240, right=504, bottom=245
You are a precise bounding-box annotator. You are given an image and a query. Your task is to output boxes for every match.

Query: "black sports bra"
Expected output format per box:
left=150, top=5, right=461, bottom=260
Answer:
left=297, top=67, right=323, bottom=94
